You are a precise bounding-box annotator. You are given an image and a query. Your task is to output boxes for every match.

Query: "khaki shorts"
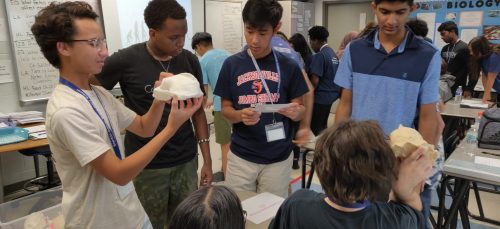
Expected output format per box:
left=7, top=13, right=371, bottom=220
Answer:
left=214, top=111, right=231, bottom=144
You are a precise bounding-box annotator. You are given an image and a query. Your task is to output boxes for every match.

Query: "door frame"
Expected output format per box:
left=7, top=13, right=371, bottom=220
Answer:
left=322, top=0, right=372, bottom=28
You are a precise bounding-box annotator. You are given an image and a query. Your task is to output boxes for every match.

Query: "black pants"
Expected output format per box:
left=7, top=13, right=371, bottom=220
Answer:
left=310, top=103, right=333, bottom=136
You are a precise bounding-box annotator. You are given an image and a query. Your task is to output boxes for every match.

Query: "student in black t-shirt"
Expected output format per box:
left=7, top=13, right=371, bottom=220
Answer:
left=438, top=21, right=471, bottom=97
left=270, top=120, right=432, bottom=229
left=93, top=1, right=212, bottom=228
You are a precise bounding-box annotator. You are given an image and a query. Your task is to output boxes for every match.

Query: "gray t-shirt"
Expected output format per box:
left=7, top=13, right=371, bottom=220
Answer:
left=96, top=42, right=204, bottom=169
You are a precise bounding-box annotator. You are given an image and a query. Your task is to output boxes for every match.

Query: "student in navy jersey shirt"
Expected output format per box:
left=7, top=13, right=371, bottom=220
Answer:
left=308, top=26, right=341, bottom=135
left=214, top=0, right=308, bottom=197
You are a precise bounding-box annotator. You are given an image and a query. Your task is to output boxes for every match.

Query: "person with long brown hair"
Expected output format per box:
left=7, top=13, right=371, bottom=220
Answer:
left=468, top=36, right=500, bottom=105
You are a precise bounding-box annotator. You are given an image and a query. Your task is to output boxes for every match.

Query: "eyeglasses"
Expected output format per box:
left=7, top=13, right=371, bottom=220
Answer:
left=66, top=38, right=107, bottom=51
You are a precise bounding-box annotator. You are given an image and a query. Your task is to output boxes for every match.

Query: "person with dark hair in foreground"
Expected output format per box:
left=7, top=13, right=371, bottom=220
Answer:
left=270, top=120, right=432, bottom=229
left=169, top=186, right=245, bottom=229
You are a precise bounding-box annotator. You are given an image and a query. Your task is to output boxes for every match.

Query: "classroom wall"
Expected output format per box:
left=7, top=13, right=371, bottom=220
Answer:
left=0, top=0, right=50, bottom=187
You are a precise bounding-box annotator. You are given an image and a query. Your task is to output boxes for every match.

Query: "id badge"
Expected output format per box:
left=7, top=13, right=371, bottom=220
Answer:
left=265, top=122, right=286, bottom=142
left=117, top=181, right=135, bottom=200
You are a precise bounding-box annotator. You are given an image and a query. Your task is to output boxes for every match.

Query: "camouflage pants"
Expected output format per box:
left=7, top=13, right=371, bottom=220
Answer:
left=134, top=158, right=198, bottom=229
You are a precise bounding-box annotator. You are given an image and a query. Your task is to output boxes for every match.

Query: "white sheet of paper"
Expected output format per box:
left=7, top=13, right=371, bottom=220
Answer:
left=460, top=99, right=488, bottom=109
left=417, top=13, right=436, bottom=43
left=0, top=59, right=14, bottom=84
left=475, top=156, right=500, bottom=168
left=23, top=125, right=46, bottom=133
left=29, top=132, right=47, bottom=140
left=241, top=192, right=284, bottom=225
left=0, top=18, right=7, bottom=42
left=359, top=13, right=366, bottom=30
left=460, top=29, right=478, bottom=44
left=459, top=11, right=483, bottom=27
left=253, top=104, right=292, bottom=113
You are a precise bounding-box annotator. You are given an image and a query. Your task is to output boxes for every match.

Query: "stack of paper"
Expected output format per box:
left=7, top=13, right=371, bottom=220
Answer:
left=24, top=124, right=47, bottom=140
left=460, top=99, right=489, bottom=109
left=8, top=111, right=45, bottom=124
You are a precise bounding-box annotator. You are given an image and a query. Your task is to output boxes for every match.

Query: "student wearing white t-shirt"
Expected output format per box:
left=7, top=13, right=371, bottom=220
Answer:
left=31, top=2, right=202, bottom=228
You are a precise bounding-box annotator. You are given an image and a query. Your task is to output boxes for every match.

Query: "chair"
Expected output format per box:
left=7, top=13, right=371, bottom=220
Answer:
left=19, top=146, right=60, bottom=192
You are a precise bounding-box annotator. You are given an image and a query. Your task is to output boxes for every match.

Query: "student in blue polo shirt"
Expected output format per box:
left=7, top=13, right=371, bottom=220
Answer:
left=308, top=26, right=340, bottom=135
left=191, top=32, right=232, bottom=180
left=214, top=0, right=308, bottom=197
left=334, top=0, right=441, bottom=227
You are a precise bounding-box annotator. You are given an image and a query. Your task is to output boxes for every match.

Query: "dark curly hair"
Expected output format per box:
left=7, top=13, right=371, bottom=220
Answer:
left=31, top=1, right=98, bottom=69
left=242, top=0, right=282, bottom=29
left=308, top=26, right=329, bottom=42
left=144, top=0, right=186, bottom=30
left=314, top=120, right=397, bottom=204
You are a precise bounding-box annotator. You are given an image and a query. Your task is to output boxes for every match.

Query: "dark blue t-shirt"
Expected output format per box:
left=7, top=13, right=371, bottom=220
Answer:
left=214, top=50, right=308, bottom=164
left=308, top=45, right=340, bottom=104
left=481, top=52, right=500, bottom=92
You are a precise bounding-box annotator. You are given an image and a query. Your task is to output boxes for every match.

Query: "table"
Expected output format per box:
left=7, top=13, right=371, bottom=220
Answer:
left=441, top=99, right=484, bottom=119
left=436, top=141, right=500, bottom=229
left=0, top=125, right=52, bottom=202
left=238, top=191, right=274, bottom=229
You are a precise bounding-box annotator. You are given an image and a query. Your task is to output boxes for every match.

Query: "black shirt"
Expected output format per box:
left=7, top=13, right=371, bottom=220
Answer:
left=96, top=43, right=203, bottom=169
left=441, top=40, right=471, bottom=93
left=269, top=189, right=425, bottom=229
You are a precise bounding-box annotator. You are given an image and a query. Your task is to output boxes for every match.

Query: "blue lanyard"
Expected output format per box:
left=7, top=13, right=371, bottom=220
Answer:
left=59, top=77, right=122, bottom=160
left=248, top=49, right=281, bottom=105
left=328, top=197, right=370, bottom=209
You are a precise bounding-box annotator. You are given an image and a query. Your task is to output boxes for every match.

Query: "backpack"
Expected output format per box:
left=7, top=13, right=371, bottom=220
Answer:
left=478, top=108, right=500, bottom=150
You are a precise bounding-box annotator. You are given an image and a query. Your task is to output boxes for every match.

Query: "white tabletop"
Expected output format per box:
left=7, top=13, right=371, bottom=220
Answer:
left=443, top=140, right=500, bottom=186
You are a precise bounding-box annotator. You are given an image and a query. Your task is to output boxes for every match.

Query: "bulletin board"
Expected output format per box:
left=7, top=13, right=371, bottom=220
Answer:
left=5, top=0, right=102, bottom=102
left=411, top=0, right=500, bottom=49
left=205, top=0, right=244, bottom=54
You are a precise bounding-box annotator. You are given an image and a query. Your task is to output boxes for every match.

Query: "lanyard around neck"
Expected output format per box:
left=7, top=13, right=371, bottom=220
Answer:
left=247, top=48, right=281, bottom=105
left=59, top=77, right=122, bottom=160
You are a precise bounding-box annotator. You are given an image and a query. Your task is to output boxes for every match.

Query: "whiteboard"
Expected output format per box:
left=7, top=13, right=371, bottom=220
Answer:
left=5, top=0, right=101, bottom=102
left=205, top=0, right=244, bottom=54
